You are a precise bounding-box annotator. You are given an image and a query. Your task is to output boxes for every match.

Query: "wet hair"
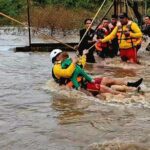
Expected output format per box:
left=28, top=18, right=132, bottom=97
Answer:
left=119, top=12, right=128, bottom=18
left=102, top=17, right=109, bottom=21
left=84, top=18, right=92, bottom=24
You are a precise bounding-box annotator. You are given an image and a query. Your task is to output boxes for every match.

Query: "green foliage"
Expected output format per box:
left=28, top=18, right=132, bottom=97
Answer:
left=146, top=0, right=150, bottom=15
left=147, top=8, right=150, bottom=16
left=0, top=0, right=26, bottom=16
left=44, top=0, right=106, bottom=9
left=0, top=0, right=150, bottom=26
left=1, top=0, right=149, bottom=15
left=147, top=0, right=150, bottom=8
left=32, top=0, right=50, bottom=5
left=0, top=0, right=26, bottom=25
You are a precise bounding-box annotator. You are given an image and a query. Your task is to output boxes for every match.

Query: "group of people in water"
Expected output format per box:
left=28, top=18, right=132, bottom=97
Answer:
left=78, top=13, right=150, bottom=64
left=49, top=12, right=150, bottom=96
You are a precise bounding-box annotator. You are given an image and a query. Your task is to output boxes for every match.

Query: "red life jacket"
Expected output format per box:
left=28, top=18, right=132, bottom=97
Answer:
left=95, top=25, right=110, bottom=51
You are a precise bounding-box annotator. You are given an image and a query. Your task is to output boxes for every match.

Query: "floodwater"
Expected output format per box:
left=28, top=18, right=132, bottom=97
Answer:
left=0, top=47, right=150, bottom=150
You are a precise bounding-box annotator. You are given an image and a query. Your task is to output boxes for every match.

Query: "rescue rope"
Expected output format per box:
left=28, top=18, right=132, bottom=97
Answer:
left=0, top=12, right=76, bottom=51
left=94, top=1, right=114, bottom=32
left=77, top=0, right=107, bottom=47
left=80, top=1, right=114, bottom=53
left=0, top=12, right=25, bottom=26
left=87, top=44, right=95, bottom=52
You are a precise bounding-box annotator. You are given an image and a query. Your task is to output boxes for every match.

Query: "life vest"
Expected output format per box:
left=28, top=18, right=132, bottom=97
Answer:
left=66, top=77, right=82, bottom=88
left=52, top=68, right=70, bottom=85
left=117, top=21, right=142, bottom=48
left=95, top=25, right=110, bottom=51
left=95, top=42, right=103, bottom=51
left=97, top=25, right=110, bottom=35
left=52, top=67, right=83, bottom=88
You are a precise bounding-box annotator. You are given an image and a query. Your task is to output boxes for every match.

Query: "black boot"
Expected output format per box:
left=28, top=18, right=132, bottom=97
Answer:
left=127, top=78, right=143, bottom=87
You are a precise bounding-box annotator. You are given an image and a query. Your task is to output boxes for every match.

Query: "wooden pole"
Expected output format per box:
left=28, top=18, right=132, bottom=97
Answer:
left=95, top=1, right=114, bottom=31
left=145, top=0, right=147, bottom=15
left=120, top=0, right=122, bottom=13
left=78, top=0, right=107, bottom=47
left=0, top=12, right=76, bottom=51
left=27, top=0, right=31, bottom=49
left=114, top=0, right=117, bottom=16
left=125, top=0, right=128, bottom=15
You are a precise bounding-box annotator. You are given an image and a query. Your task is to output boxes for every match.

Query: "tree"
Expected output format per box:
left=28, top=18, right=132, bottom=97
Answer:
left=0, top=0, right=26, bottom=16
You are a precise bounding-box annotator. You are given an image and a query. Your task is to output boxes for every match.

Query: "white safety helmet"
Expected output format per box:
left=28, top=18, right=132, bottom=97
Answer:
left=50, top=49, right=62, bottom=63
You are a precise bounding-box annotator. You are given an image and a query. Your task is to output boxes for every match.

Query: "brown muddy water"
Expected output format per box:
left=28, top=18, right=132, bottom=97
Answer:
left=0, top=49, right=150, bottom=150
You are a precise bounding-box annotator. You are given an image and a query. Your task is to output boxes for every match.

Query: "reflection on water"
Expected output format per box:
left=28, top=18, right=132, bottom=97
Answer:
left=0, top=50, right=150, bottom=149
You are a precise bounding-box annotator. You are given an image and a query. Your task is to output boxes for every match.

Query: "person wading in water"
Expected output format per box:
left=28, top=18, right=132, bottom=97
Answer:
left=98, top=13, right=142, bottom=63
left=77, top=18, right=96, bottom=63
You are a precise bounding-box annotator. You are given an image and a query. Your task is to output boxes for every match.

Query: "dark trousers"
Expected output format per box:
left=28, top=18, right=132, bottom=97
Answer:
left=98, top=47, right=109, bottom=58
left=86, top=48, right=96, bottom=63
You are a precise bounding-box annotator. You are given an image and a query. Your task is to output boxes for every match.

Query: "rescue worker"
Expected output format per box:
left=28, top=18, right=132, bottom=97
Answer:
left=110, top=14, right=118, bottom=28
left=50, top=49, right=143, bottom=95
left=94, top=18, right=111, bottom=58
left=98, top=13, right=142, bottom=63
left=59, top=51, right=93, bottom=89
left=142, top=15, right=150, bottom=37
left=142, top=15, right=150, bottom=51
left=109, top=14, right=119, bottom=57
left=78, top=18, right=96, bottom=63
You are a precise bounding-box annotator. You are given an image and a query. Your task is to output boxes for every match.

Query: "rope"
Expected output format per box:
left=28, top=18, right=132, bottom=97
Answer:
left=0, top=12, right=76, bottom=51
left=83, top=1, right=114, bottom=53
left=77, top=0, right=107, bottom=47
left=0, top=12, right=26, bottom=26
left=94, top=1, right=114, bottom=32
left=35, top=31, right=76, bottom=50
left=87, top=43, right=95, bottom=52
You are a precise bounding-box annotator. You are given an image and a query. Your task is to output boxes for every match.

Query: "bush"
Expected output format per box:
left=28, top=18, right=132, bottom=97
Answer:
left=30, top=6, right=94, bottom=31
left=0, top=0, right=26, bottom=25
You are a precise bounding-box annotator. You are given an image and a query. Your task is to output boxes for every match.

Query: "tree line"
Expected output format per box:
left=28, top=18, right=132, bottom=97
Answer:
left=0, top=0, right=108, bottom=18
left=0, top=0, right=150, bottom=30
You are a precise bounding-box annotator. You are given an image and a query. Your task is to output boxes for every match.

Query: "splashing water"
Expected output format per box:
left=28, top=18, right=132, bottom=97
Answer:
left=0, top=38, right=150, bottom=149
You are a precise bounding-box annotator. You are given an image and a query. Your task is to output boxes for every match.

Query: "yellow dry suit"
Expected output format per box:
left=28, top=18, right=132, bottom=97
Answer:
left=101, top=21, right=142, bottom=49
